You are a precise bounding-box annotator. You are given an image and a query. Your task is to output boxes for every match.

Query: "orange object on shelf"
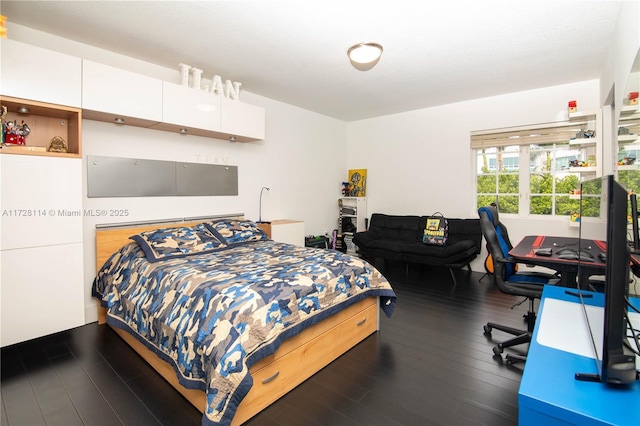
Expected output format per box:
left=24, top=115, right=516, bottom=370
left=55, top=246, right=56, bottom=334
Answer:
left=0, top=15, right=6, bottom=38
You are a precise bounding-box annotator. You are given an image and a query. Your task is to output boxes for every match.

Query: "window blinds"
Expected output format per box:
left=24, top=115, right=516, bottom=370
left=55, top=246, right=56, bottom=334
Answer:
left=470, top=115, right=596, bottom=149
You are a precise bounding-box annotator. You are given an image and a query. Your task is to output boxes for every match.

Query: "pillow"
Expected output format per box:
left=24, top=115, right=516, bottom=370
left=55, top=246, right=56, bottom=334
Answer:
left=206, top=219, right=268, bottom=244
left=130, top=223, right=227, bottom=262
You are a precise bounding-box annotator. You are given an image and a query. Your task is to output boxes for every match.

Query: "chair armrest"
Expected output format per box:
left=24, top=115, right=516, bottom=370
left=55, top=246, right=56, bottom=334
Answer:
left=494, top=256, right=518, bottom=265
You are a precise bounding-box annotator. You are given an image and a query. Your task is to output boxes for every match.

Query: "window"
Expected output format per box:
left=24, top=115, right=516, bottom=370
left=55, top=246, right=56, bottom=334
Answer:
left=472, top=114, right=599, bottom=216
left=529, top=142, right=580, bottom=216
left=617, top=109, right=640, bottom=197
left=476, top=146, right=520, bottom=214
left=617, top=145, right=640, bottom=194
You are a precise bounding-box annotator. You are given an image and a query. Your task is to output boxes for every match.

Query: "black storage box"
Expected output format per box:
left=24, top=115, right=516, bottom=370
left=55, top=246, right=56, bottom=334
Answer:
left=305, top=235, right=329, bottom=249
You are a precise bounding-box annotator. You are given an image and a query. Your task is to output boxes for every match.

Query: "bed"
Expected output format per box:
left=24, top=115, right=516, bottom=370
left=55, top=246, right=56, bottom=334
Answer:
left=93, top=217, right=396, bottom=425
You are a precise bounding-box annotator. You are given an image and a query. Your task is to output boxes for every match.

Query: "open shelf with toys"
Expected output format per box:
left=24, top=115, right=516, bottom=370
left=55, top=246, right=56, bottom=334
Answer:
left=1, top=96, right=82, bottom=158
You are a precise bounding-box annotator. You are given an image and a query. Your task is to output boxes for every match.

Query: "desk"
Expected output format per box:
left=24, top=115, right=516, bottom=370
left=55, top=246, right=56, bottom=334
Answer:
left=519, top=285, right=640, bottom=426
left=509, top=235, right=606, bottom=287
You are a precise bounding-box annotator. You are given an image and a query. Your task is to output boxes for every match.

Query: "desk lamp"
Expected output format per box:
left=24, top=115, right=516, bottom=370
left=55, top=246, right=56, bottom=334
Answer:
left=258, top=187, right=270, bottom=223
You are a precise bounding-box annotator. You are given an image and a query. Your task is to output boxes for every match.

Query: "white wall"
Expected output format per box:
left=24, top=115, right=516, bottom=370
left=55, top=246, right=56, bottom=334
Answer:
left=347, top=80, right=601, bottom=271
left=600, top=0, right=640, bottom=120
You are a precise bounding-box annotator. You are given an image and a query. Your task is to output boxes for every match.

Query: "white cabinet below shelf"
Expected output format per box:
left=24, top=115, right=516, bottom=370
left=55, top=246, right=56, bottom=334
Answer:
left=1, top=155, right=82, bottom=249
left=0, top=153, right=84, bottom=347
left=1, top=242, right=84, bottom=347
left=0, top=38, right=82, bottom=107
left=82, top=59, right=163, bottom=126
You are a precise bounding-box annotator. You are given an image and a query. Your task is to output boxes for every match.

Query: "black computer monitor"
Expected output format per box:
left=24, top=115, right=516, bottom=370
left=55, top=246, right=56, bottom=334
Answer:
left=631, top=193, right=639, bottom=253
left=578, top=175, right=637, bottom=385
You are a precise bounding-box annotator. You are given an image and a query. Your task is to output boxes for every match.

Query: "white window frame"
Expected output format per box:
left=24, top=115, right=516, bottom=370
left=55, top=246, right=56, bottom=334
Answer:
left=472, top=114, right=601, bottom=217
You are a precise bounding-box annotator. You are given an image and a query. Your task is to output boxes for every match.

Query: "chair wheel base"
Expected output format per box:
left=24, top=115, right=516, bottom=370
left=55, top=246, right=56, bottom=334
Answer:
left=493, top=345, right=503, bottom=356
left=483, top=325, right=492, bottom=335
left=505, top=353, right=527, bottom=364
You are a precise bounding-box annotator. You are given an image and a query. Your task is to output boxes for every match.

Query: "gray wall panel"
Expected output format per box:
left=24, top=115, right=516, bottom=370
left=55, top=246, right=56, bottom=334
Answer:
left=176, top=163, right=238, bottom=196
left=87, top=155, right=238, bottom=197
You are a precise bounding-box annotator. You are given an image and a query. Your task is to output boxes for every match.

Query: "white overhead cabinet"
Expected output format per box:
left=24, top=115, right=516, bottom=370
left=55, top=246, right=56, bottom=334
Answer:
left=0, top=155, right=84, bottom=347
left=82, top=59, right=163, bottom=126
left=155, top=83, right=266, bottom=141
left=150, top=81, right=222, bottom=137
left=0, top=38, right=82, bottom=107
left=221, top=97, right=266, bottom=141
left=81, top=60, right=265, bottom=141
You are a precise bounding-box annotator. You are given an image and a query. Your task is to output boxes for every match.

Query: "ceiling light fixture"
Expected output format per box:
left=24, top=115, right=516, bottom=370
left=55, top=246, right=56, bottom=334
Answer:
left=347, top=42, right=383, bottom=71
left=16, top=106, right=30, bottom=114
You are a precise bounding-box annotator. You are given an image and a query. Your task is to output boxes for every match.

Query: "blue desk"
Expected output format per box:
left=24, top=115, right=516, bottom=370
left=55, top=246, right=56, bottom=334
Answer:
left=519, top=285, right=640, bottom=426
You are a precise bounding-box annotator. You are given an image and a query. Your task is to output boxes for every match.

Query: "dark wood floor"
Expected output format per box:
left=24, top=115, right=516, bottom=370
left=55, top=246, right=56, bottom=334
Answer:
left=1, top=261, right=533, bottom=425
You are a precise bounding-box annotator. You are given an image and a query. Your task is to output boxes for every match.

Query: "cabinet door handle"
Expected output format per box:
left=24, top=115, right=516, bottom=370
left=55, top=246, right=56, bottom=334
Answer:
left=262, top=371, right=280, bottom=384
left=357, top=318, right=367, bottom=326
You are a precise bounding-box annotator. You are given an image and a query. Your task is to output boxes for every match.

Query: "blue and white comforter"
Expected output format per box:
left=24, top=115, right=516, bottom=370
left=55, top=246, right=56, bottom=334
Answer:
left=93, top=239, right=395, bottom=425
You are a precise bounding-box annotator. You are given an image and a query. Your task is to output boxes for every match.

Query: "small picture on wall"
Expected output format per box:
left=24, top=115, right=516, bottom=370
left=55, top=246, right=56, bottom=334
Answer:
left=348, top=169, right=367, bottom=197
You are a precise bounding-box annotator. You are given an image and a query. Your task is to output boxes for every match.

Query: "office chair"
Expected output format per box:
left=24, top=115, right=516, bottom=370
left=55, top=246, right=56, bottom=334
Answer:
left=478, top=205, right=559, bottom=364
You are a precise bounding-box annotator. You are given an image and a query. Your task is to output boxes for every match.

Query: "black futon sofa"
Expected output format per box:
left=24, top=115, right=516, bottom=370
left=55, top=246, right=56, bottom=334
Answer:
left=353, top=213, right=482, bottom=282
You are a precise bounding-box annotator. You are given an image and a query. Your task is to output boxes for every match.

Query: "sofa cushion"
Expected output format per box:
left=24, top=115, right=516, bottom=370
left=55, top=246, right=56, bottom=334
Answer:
left=402, top=239, right=477, bottom=258
left=445, top=219, right=482, bottom=245
left=368, top=213, right=425, bottom=242
left=367, top=239, right=406, bottom=253
left=402, top=245, right=479, bottom=266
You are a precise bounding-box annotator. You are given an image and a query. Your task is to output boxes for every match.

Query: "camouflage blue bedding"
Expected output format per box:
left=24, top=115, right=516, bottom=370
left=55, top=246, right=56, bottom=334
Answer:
left=93, top=237, right=396, bottom=425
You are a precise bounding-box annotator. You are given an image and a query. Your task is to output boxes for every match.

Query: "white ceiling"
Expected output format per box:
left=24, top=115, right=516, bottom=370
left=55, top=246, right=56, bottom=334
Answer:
left=0, top=1, right=623, bottom=122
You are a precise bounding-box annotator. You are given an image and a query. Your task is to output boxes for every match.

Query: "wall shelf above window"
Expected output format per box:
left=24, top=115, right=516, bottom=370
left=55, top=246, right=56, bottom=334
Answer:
left=569, top=138, right=598, bottom=147
left=568, top=111, right=599, bottom=120
left=618, top=164, right=638, bottom=171
left=569, top=166, right=597, bottom=173
left=471, top=111, right=600, bottom=148
left=618, top=135, right=639, bottom=144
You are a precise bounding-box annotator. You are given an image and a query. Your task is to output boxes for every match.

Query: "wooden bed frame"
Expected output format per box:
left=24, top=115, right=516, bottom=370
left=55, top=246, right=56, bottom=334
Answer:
left=95, top=219, right=380, bottom=425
